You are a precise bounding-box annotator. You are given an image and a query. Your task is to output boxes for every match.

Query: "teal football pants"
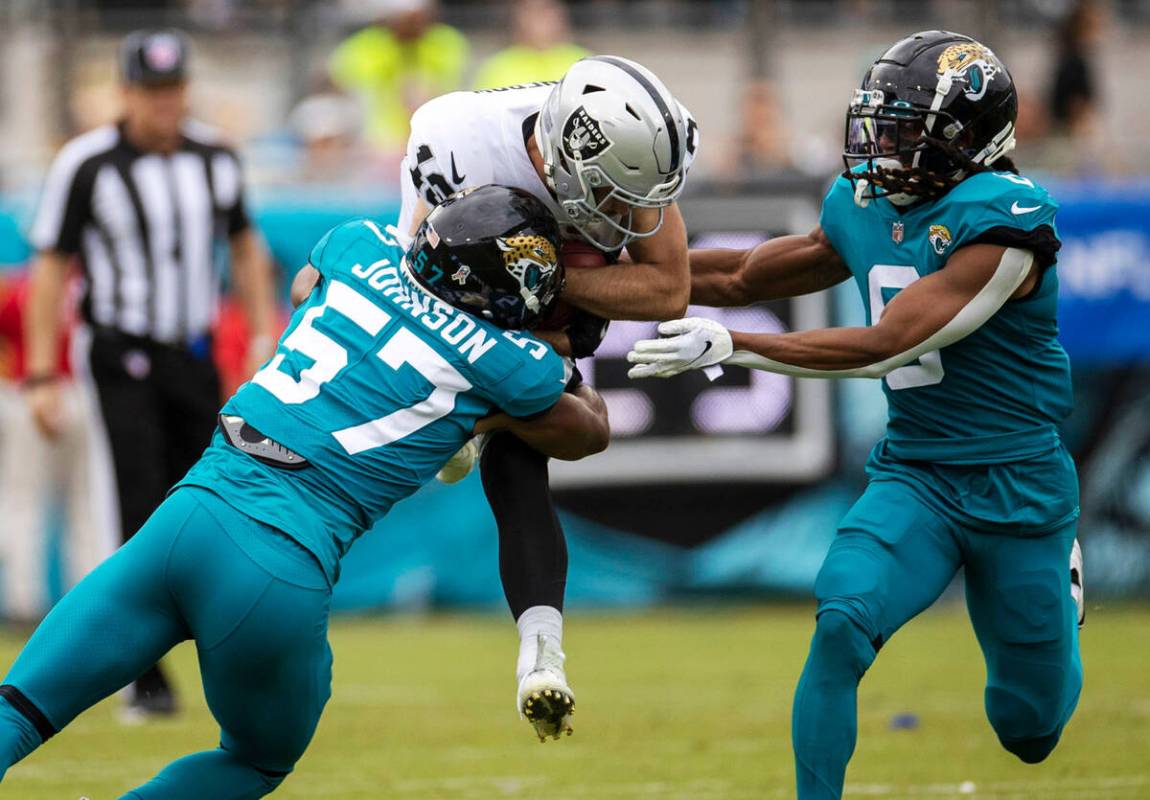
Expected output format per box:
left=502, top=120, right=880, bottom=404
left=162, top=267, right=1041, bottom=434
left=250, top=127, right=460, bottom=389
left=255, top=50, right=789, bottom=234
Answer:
left=793, top=476, right=1083, bottom=800
left=0, top=486, right=332, bottom=798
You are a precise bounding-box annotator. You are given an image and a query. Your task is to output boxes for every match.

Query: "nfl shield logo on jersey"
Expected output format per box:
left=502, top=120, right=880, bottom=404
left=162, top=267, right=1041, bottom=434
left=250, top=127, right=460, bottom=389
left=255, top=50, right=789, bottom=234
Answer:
left=891, top=221, right=904, bottom=244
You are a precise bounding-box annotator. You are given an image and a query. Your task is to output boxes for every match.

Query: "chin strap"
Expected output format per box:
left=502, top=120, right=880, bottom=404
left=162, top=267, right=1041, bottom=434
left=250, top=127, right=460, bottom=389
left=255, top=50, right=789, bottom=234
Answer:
left=725, top=248, right=1034, bottom=379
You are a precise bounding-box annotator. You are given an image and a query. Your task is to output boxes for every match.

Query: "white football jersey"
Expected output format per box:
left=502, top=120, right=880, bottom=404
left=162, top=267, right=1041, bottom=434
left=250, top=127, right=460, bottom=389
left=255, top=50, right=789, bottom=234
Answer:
left=397, top=82, right=698, bottom=246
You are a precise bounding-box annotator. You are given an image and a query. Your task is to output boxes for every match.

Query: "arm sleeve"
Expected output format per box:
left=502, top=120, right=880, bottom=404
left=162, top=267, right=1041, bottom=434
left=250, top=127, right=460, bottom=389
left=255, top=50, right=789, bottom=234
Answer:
left=29, top=147, right=93, bottom=254
left=496, top=351, right=571, bottom=420
left=968, top=224, right=1060, bottom=270
left=726, top=247, right=1035, bottom=380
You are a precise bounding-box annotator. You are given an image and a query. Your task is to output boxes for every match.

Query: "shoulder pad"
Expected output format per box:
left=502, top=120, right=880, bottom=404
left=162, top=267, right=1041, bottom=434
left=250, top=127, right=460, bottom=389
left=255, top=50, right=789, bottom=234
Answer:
left=309, top=218, right=403, bottom=278
left=948, top=171, right=1057, bottom=217
left=942, top=172, right=1061, bottom=267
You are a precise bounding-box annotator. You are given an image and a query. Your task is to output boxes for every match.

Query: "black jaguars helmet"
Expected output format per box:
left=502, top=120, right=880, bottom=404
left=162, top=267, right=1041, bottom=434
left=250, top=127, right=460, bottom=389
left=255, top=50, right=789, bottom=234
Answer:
left=844, top=30, right=1018, bottom=206
left=406, top=185, right=565, bottom=330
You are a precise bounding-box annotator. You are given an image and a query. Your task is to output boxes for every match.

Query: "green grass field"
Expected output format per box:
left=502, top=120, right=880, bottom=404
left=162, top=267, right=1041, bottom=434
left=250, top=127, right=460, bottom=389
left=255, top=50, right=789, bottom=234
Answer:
left=2, top=603, right=1148, bottom=799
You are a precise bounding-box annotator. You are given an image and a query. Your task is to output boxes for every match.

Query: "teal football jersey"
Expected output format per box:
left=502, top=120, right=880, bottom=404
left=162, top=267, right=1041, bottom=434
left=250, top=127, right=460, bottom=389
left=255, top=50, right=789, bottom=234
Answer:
left=819, top=170, right=1072, bottom=464
left=179, top=218, right=569, bottom=582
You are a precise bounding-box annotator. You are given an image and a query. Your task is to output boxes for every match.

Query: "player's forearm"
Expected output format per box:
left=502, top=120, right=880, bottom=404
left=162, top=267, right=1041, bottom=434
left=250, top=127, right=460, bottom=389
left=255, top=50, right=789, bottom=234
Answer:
left=482, top=386, right=610, bottom=461
left=690, top=231, right=850, bottom=307
left=24, top=252, right=69, bottom=377
left=231, top=230, right=279, bottom=340
left=291, top=265, right=321, bottom=308
left=727, top=327, right=901, bottom=377
left=563, top=261, right=688, bottom=321
left=688, top=248, right=752, bottom=307
left=724, top=247, right=1035, bottom=380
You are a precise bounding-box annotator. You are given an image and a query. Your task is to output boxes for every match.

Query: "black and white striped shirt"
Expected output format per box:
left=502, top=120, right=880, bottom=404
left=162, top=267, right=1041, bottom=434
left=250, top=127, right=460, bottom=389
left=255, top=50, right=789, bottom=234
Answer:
left=30, top=120, right=250, bottom=344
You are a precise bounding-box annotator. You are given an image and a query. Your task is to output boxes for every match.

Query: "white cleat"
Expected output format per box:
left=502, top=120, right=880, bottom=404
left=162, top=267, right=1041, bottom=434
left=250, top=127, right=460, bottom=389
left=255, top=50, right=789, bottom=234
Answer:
left=1070, top=538, right=1085, bottom=629
left=436, top=436, right=483, bottom=484
left=517, top=635, right=575, bottom=742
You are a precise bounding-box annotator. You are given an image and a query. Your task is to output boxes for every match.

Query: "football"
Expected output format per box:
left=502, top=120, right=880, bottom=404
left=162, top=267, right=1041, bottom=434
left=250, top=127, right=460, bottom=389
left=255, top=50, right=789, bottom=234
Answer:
left=537, top=239, right=609, bottom=330
left=560, top=239, right=609, bottom=270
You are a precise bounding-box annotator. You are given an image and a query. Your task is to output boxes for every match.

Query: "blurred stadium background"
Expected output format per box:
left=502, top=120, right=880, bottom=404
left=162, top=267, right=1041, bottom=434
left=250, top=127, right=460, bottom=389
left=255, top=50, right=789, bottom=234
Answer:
left=1, top=0, right=1149, bottom=796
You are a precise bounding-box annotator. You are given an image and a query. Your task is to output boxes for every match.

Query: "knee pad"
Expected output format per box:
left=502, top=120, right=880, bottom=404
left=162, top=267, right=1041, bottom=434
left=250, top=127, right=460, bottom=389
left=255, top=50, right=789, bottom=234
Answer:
left=998, top=730, right=1060, bottom=765
left=255, top=764, right=291, bottom=790
left=0, top=686, right=56, bottom=743
left=809, top=610, right=878, bottom=681
left=985, top=686, right=1062, bottom=764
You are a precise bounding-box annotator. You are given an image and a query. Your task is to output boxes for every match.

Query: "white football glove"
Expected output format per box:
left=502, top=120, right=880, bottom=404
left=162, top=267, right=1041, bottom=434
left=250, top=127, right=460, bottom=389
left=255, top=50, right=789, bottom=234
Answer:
left=626, top=317, right=733, bottom=379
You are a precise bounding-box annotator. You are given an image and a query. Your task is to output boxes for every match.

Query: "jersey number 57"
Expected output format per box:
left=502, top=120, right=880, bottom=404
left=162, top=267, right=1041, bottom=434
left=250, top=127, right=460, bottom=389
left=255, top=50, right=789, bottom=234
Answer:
left=252, top=280, right=473, bottom=454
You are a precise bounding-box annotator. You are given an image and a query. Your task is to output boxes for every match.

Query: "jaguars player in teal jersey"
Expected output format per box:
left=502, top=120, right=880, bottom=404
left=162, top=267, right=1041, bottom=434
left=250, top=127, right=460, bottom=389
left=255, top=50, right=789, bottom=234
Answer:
left=626, top=32, right=1084, bottom=800
left=0, top=185, right=608, bottom=798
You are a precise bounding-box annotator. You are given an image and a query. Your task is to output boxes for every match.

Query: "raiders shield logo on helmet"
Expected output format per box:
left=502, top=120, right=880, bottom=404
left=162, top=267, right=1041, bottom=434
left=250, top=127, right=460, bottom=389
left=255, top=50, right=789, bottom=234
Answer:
left=562, top=106, right=612, bottom=160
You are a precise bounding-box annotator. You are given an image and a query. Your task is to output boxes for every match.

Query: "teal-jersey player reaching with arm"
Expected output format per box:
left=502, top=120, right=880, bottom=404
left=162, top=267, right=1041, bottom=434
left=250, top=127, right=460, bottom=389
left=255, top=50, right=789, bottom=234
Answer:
left=627, top=31, right=1084, bottom=800
left=0, top=185, right=609, bottom=799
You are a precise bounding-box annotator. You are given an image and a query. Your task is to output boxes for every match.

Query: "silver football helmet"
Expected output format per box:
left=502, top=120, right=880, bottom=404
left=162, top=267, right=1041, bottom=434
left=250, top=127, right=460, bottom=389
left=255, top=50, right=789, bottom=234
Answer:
left=536, top=55, right=696, bottom=251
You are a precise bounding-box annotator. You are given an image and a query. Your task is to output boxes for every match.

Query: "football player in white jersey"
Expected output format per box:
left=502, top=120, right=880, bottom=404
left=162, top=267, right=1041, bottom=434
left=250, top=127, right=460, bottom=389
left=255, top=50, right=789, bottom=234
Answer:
left=398, top=56, right=698, bottom=741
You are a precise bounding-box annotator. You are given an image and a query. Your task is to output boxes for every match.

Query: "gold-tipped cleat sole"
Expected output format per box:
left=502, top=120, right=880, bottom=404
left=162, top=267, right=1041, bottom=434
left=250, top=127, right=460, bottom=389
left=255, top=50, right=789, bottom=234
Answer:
left=522, top=688, right=575, bottom=742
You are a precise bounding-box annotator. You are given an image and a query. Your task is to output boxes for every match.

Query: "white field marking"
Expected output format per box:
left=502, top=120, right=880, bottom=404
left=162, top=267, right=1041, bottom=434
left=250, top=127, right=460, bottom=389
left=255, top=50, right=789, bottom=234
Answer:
left=871, top=790, right=1147, bottom=800
left=389, top=776, right=773, bottom=799
left=846, top=775, right=1150, bottom=799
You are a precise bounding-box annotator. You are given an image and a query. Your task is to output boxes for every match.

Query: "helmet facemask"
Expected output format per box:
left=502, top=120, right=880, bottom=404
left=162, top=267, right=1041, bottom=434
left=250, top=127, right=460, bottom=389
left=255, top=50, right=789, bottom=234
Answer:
left=843, top=82, right=1017, bottom=208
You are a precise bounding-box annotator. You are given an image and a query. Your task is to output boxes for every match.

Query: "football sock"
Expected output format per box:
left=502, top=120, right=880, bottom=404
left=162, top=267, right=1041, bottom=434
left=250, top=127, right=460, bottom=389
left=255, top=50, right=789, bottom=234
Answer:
left=120, top=749, right=288, bottom=800
left=0, top=693, right=46, bottom=781
left=792, top=610, right=878, bottom=800
left=480, top=431, right=568, bottom=619
left=516, top=605, right=564, bottom=681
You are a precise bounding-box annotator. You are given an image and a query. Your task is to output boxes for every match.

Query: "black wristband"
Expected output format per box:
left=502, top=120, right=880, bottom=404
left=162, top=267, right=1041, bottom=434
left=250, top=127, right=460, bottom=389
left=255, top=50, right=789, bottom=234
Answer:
left=23, top=372, right=60, bottom=389
left=566, top=309, right=610, bottom=359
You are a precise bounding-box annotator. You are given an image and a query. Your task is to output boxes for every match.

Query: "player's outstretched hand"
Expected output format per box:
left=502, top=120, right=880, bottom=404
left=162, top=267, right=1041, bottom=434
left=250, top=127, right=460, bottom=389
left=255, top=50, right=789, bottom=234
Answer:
left=627, top=318, right=732, bottom=379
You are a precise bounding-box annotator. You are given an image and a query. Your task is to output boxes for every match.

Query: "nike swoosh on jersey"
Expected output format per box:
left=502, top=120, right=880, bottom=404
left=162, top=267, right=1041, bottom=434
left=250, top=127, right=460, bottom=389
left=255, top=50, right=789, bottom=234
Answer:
left=450, top=153, right=466, bottom=185
left=1011, top=202, right=1041, bottom=214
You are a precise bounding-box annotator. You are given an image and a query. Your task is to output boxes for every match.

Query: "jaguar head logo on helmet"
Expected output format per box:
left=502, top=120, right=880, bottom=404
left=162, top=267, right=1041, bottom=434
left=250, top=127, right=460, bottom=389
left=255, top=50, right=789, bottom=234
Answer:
left=406, top=185, right=565, bottom=330
left=495, top=234, right=560, bottom=314
left=936, top=42, right=1000, bottom=101
left=843, top=30, right=1017, bottom=209
left=535, top=56, right=698, bottom=251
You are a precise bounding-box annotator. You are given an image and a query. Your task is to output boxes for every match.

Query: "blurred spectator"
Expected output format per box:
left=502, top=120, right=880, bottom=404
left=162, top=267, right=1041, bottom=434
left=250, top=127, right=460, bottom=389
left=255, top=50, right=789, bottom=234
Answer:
left=723, top=79, right=794, bottom=178
left=1048, top=0, right=1103, bottom=138
left=0, top=271, right=117, bottom=625
left=473, top=0, right=590, bottom=90
left=329, top=0, right=469, bottom=153
left=288, top=81, right=376, bottom=183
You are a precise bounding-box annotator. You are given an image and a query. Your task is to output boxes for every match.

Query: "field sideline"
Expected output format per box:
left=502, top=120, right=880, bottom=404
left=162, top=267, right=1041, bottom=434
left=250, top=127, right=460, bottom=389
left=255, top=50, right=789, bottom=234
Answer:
left=1, top=603, right=1148, bottom=799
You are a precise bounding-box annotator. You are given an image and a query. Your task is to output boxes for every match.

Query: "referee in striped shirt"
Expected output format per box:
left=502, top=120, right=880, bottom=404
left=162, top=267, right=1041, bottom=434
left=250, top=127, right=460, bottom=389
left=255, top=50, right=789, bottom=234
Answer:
left=23, top=30, right=278, bottom=719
